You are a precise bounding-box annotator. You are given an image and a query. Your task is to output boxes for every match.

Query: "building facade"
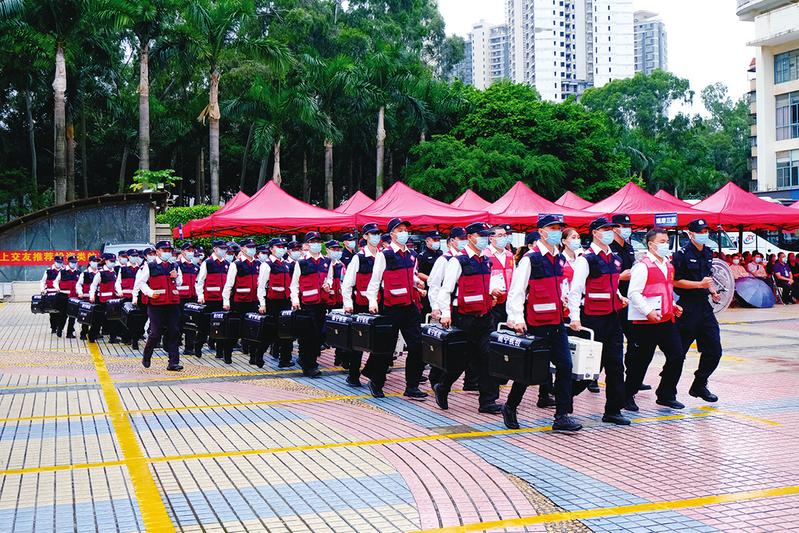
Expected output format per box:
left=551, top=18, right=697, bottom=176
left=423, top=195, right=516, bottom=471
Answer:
left=451, top=39, right=473, bottom=86
left=633, top=10, right=668, bottom=74
left=470, top=21, right=510, bottom=89
left=738, top=0, right=799, bottom=200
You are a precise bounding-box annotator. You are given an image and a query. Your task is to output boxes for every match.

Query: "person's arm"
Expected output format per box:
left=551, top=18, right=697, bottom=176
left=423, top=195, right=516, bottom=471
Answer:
left=427, top=257, right=446, bottom=314
left=39, top=271, right=48, bottom=293
left=506, top=255, right=531, bottom=328
left=627, top=263, right=652, bottom=317
left=222, top=262, right=237, bottom=308
left=341, top=254, right=359, bottom=311
left=76, top=273, right=85, bottom=298
left=89, top=272, right=101, bottom=301
left=195, top=262, right=207, bottom=303
left=289, top=260, right=302, bottom=308
left=53, top=271, right=62, bottom=292
left=438, top=258, right=463, bottom=321
left=114, top=271, right=123, bottom=296
left=567, top=256, right=589, bottom=320
left=256, top=262, right=271, bottom=309
left=365, top=251, right=386, bottom=311
left=136, top=263, right=155, bottom=298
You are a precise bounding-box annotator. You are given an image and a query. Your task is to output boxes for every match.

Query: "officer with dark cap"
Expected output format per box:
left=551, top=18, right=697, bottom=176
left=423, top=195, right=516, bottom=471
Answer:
left=433, top=222, right=501, bottom=414
left=76, top=255, right=99, bottom=340
left=226, top=241, right=240, bottom=263
left=417, top=230, right=443, bottom=316
left=289, top=231, right=330, bottom=377
left=194, top=239, right=230, bottom=358
left=568, top=216, right=631, bottom=426
left=176, top=242, right=200, bottom=356
left=340, top=232, right=358, bottom=267
left=53, top=255, right=81, bottom=338
left=379, top=233, right=391, bottom=249
left=135, top=240, right=183, bottom=370
left=40, top=255, right=64, bottom=334
left=672, top=218, right=723, bottom=402
left=115, top=249, right=143, bottom=347
left=325, top=240, right=345, bottom=309
left=221, top=238, right=261, bottom=363
left=287, top=240, right=303, bottom=262
left=115, top=250, right=128, bottom=276
left=89, top=252, right=120, bottom=342
left=364, top=218, right=427, bottom=399
left=257, top=238, right=294, bottom=367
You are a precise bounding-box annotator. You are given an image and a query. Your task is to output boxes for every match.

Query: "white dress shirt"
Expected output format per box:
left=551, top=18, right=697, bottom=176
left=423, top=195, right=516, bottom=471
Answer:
left=427, top=247, right=458, bottom=313
left=90, top=267, right=119, bottom=300
left=134, top=259, right=182, bottom=299
left=75, top=269, right=96, bottom=298
left=222, top=258, right=258, bottom=307
left=439, top=245, right=494, bottom=319
left=289, top=253, right=326, bottom=307
left=364, top=242, right=419, bottom=309
left=568, top=242, right=622, bottom=319
left=342, top=246, right=378, bottom=310
left=628, top=251, right=669, bottom=317
left=505, top=241, right=563, bottom=325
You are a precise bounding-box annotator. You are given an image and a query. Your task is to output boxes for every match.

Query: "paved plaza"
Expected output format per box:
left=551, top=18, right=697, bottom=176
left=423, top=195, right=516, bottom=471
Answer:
left=0, top=301, right=797, bottom=532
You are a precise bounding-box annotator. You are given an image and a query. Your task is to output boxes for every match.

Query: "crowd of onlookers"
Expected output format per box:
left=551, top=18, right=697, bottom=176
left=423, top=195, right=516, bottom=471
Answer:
left=712, top=250, right=799, bottom=304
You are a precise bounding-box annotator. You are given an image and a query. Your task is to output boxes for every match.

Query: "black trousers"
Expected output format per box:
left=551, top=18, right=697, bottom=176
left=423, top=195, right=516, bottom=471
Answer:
left=776, top=279, right=794, bottom=303
left=624, top=320, right=685, bottom=402
left=88, top=304, right=108, bottom=340
left=573, top=312, right=625, bottom=415
left=178, top=299, right=196, bottom=350
left=49, top=311, right=62, bottom=332
left=439, top=312, right=500, bottom=408
left=143, top=304, right=180, bottom=365
left=196, top=300, right=223, bottom=357
left=384, top=304, right=424, bottom=389
left=339, top=304, right=369, bottom=381
left=506, top=323, right=574, bottom=416
left=231, top=300, right=258, bottom=353
left=55, top=312, right=76, bottom=336
left=297, top=303, right=326, bottom=371
left=676, top=298, right=722, bottom=387
left=267, top=299, right=293, bottom=363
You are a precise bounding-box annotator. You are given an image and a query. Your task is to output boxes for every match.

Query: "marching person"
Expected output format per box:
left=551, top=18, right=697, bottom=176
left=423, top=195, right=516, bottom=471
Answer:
left=417, top=230, right=443, bottom=316
left=673, top=218, right=723, bottom=403
left=624, top=227, right=686, bottom=411
left=40, top=255, right=64, bottom=334
left=177, top=242, right=201, bottom=356
left=135, top=241, right=183, bottom=371
left=115, top=249, right=142, bottom=348
left=53, top=255, right=81, bottom=338
left=503, top=214, right=581, bottom=432
left=561, top=227, right=583, bottom=279
left=222, top=238, right=261, bottom=363
left=289, top=231, right=330, bottom=378
left=341, top=232, right=358, bottom=267
left=88, top=253, right=119, bottom=343
left=341, top=223, right=382, bottom=387
left=433, top=222, right=501, bottom=414
left=76, top=255, right=99, bottom=340
left=324, top=240, right=345, bottom=309
left=568, top=217, right=631, bottom=426
left=257, top=238, right=294, bottom=368
left=364, top=218, right=427, bottom=400
left=487, top=224, right=514, bottom=326
left=195, top=240, right=230, bottom=358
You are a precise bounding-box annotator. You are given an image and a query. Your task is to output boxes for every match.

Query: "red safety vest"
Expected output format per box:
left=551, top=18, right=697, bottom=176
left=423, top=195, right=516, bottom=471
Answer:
left=119, top=265, right=139, bottom=299
left=632, top=257, right=675, bottom=324
left=177, top=261, right=198, bottom=300
left=266, top=259, right=292, bottom=301
left=524, top=252, right=566, bottom=327
left=323, top=262, right=344, bottom=307
left=583, top=250, right=624, bottom=316
left=233, top=259, right=259, bottom=303
left=44, top=269, right=59, bottom=293
left=146, top=261, right=180, bottom=306
left=298, top=256, right=329, bottom=305
left=489, top=249, right=514, bottom=304
left=562, top=258, right=575, bottom=284
left=97, top=270, right=117, bottom=304
left=80, top=270, right=95, bottom=301
left=381, top=248, right=418, bottom=308
left=203, top=258, right=228, bottom=301
left=58, top=269, right=80, bottom=298
left=456, top=252, right=492, bottom=316
left=354, top=252, right=377, bottom=307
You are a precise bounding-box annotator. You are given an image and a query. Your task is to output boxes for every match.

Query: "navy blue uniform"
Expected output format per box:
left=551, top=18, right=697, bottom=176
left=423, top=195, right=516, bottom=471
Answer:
left=341, top=248, right=356, bottom=267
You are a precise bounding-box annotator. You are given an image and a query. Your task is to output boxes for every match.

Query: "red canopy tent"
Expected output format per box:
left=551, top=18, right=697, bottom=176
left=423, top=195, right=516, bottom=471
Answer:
left=555, top=191, right=593, bottom=210
left=791, top=200, right=799, bottom=209
left=334, top=191, right=373, bottom=214
left=186, top=181, right=356, bottom=236
left=488, top=181, right=597, bottom=229
left=653, top=189, right=692, bottom=207
left=693, top=182, right=799, bottom=230
left=587, top=182, right=715, bottom=227
left=450, top=190, right=492, bottom=210
left=355, top=182, right=487, bottom=230
left=177, top=191, right=250, bottom=238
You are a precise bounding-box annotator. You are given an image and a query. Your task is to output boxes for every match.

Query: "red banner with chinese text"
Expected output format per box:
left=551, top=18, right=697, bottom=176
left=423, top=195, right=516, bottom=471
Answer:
left=0, top=250, right=101, bottom=266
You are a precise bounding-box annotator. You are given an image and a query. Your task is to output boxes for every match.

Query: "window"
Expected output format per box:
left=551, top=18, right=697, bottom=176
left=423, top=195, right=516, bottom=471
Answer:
left=774, top=49, right=799, bottom=84
left=776, top=91, right=799, bottom=141
left=776, top=150, right=799, bottom=189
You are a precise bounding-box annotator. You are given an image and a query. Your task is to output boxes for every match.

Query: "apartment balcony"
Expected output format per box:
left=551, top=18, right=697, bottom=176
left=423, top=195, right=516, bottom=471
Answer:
left=747, top=156, right=757, bottom=171
left=736, top=0, right=794, bottom=21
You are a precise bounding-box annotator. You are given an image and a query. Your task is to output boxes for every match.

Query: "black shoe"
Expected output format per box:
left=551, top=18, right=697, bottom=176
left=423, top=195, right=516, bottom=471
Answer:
left=501, top=404, right=520, bottom=429
left=248, top=354, right=256, bottom=365
left=56, top=330, right=63, bottom=338
left=166, top=364, right=183, bottom=371
left=215, top=352, right=223, bottom=359
left=553, top=414, right=582, bottom=432
left=109, top=337, right=119, bottom=344
left=478, top=403, right=502, bottom=414
left=587, top=380, right=600, bottom=393
left=224, top=354, right=232, bottom=364
left=602, top=412, right=631, bottom=426
left=184, top=349, right=195, bottom=357
left=278, top=359, right=293, bottom=368
left=536, top=395, right=556, bottom=408
left=432, top=383, right=448, bottom=409
left=346, top=377, right=362, bottom=387
left=689, top=385, right=718, bottom=403
left=255, top=357, right=265, bottom=369
left=142, top=354, right=152, bottom=369
left=340, top=360, right=350, bottom=370
left=66, top=333, right=75, bottom=339
left=132, top=339, right=139, bottom=351
left=194, top=348, right=202, bottom=357
left=462, top=382, right=479, bottom=392
left=624, top=398, right=639, bottom=412
left=303, top=368, right=322, bottom=378
left=368, top=381, right=385, bottom=398
left=79, top=332, right=87, bottom=340
left=88, top=335, right=96, bottom=342
left=639, top=383, right=652, bottom=391
left=404, top=387, right=428, bottom=401
left=656, top=398, right=685, bottom=409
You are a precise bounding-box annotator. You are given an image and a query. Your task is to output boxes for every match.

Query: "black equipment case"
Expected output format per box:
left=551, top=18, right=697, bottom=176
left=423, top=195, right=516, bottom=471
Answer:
left=77, top=301, right=103, bottom=326
left=350, top=313, right=395, bottom=354
left=66, top=297, right=82, bottom=319
left=324, top=311, right=353, bottom=350
left=488, top=324, right=550, bottom=385
left=421, top=315, right=466, bottom=371
left=209, top=311, right=241, bottom=340
left=277, top=309, right=314, bottom=340
left=241, top=312, right=277, bottom=344
left=182, top=302, right=209, bottom=333
left=121, top=303, right=146, bottom=331
left=31, top=294, right=45, bottom=314
left=105, top=298, right=125, bottom=321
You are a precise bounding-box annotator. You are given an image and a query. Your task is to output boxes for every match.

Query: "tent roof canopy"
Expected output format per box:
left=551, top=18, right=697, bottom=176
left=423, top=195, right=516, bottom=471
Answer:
left=488, top=181, right=596, bottom=229
left=555, top=190, right=594, bottom=210
left=587, top=182, right=714, bottom=227
left=653, top=189, right=692, bottom=207
left=334, top=191, right=373, bottom=214
left=450, top=190, right=493, bottom=210
left=693, top=182, right=799, bottom=230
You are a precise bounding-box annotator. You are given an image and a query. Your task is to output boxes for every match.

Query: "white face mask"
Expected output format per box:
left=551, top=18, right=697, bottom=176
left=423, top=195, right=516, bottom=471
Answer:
left=89, top=261, right=98, bottom=269
left=119, top=258, right=128, bottom=266
left=69, top=262, right=77, bottom=269
left=733, top=259, right=740, bottom=265
left=290, top=250, right=303, bottom=261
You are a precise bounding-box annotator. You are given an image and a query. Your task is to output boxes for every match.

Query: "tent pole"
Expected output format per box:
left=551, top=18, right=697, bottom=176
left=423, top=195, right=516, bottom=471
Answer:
left=738, top=226, right=743, bottom=254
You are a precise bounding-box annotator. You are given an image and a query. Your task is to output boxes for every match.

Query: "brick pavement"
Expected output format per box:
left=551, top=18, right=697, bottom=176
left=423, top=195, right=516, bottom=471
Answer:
left=0, top=301, right=798, bottom=532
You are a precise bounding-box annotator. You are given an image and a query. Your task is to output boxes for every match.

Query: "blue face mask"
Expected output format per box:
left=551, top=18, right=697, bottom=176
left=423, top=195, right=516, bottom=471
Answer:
left=600, top=230, right=615, bottom=246
left=290, top=251, right=303, bottom=261
left=225, top=254, right=234, bottom=263
left=395, top=231, right=409, bottom=245
left=330, top=251, right=342, bottom=261
left=244, top=247, right=255, bottom=258
left=69, top=262, right=77, bottom=269
left=190, top=256, right=200, bottom=265
left=119, top=258, right=128, bottom=266
left=309, top=243, right=322, bottom=254
left=568, top=239, right=582, bottom=251
left=620, top=227, right=632, bottom=240
left=159, top=252, right=171, bottom=262
left=368, top=234, right=381, bottom=247
left=273, top=247, right=286, bottom=258
left=693, top=232, right=710, bottom=246
left=214, top=248, right=225, bottom=259
left=655, top=243, right=671, bottom=257
left=430, top=241, right=441, bottom=251
left=184, top=252, right=195, bottom=261
left=344, top=240, right=356, bottom=250
left=456, top=239, right=468, bottom=251
left=89, top=261, right=98, bottom=269
left=475, top=236, right=489, bottom=251
left=494, top=236, right=508, bottom=249
left=545, top=230, right=562, bottom=247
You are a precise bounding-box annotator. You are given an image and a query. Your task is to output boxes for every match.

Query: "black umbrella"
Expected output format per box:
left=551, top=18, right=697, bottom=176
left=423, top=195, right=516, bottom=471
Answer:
left=735, top=277, right=775, bottom=308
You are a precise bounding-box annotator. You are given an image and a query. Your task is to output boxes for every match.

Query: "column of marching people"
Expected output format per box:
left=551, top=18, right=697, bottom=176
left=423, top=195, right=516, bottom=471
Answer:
left=36, top=214, right=724, bottom=432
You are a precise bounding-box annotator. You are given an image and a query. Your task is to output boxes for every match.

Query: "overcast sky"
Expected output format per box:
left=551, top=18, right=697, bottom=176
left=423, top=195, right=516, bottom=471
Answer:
left=437, top=0, right=755, bottom=113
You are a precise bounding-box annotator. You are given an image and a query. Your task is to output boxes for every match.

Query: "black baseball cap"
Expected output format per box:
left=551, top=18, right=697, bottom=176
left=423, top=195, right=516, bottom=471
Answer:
left=212, top=239, right=228, bottom=249
left=449, top=227, right=467, bottom=239
left=687, top=218, right=709, bottom=232
left=465, top=222, right=492, bottom=236
left=425, top=230, right=442, bottom=239
left=361, top=222, right=381, bottom=235
left=589, top=217, right=618, bottom=232
left=611, top=214, right=631, bottom=226
left=537, top=214, right=565, bottom=228
left=387, top=217, right=411, bottom=233
left=304, top=231, right=322, bottom=243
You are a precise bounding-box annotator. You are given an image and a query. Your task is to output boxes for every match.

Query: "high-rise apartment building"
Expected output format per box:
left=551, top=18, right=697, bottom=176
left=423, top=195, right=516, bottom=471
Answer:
left=469, top=21, right=511, bottom=89
left=633, top=11, right=668, bottom=74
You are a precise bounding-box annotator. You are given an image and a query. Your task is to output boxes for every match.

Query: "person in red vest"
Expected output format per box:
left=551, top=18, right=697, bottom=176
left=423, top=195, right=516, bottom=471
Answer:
left=76, top=255, right=99, bottom=340
left=341, top=223, right=382, bottom=387
left=194, top=240, right=230, bottom=359
left=487, top=224, right=514, bottom=323
left=289, top=231, right=330, bottom=377
left=568, top=217, right=630, bottom=426
left=503, top=214, right=581, bottom=432
left=222, top=238, right=261, bottom=364
left=114, top=249, right=143, bottom=348
left=433, top=222, right=501, bottom=414
left=53, top=255, right=80, bottom=338
left=364, top=218, right=427, bottom=400
left=256, top=238, right=293, bottom=368
left=624, top=227, right=686, bottom=411
left=40, top=255, right=64, bottom=334
left=89, top=253, right=119, bottom=343
left=136, top=241, right=183, bottom=371
left=176, top=242, right=201, bottom=357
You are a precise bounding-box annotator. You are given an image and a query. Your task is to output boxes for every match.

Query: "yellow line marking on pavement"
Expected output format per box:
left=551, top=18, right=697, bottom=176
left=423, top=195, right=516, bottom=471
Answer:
left=88, top=342, right=175, bottom=532
left=409, top=485, right=799, bottom=532
left=698, top=406, right=780, bottom=426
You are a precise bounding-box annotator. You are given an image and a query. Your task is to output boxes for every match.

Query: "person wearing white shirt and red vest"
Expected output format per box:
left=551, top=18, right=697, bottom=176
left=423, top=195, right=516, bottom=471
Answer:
left=89, top=253, right=119, bottom=343
left=114, top=249, right=142, bottom=348
left=567, top=217, right=631, bottom=426
left=486, top=224, right=514, bottom=325
left=433, top=222, right=502, bottom=414
left=325, top=240, right=348, bottom=369
left=222, top=238, right=261, bottom=364
left=194, top=240, right=230, bottom=359
left=289, top=231, right=330, bottom=378
left=624, top=228, right=686, bottom=412
left=53, top=255, right=80, bottom=338
left=76, top=255, right=99, bottom=340
left=136, top=241, right=183, bottom=371
left=176, top=242, right=201, bottom=357
left=503, top=215, right=581, bottom=432
left=363, top=218, right=427, bottom=400
left=40, top=255, right=64, bottom=334
left=340, top=232, right=358, bottom=267
left=256, top=239, right=294, bottom=368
